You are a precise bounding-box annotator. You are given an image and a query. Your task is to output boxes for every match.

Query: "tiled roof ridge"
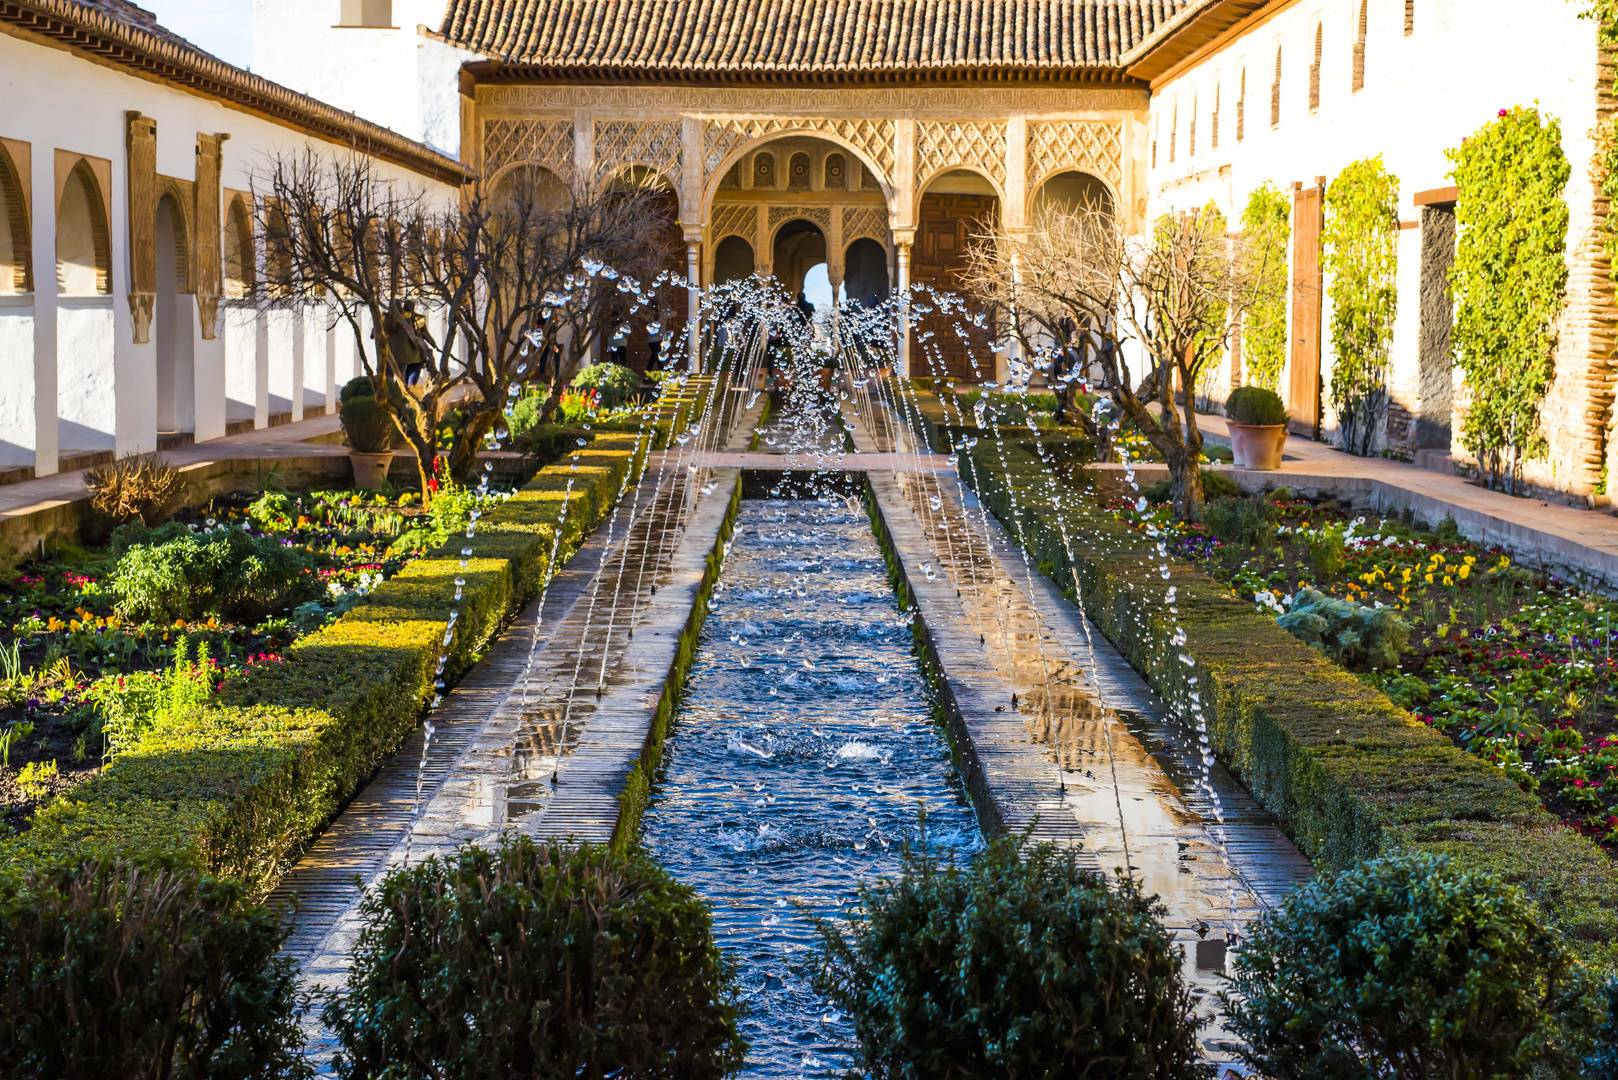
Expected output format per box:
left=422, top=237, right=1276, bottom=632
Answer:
left=0, top=0, right=469, bottom=184
left=439, top=0, right=1201, bottom=79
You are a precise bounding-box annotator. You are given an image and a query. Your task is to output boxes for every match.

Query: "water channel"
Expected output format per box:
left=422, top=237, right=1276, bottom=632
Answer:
left=641, top=493, right=981, bottom=1077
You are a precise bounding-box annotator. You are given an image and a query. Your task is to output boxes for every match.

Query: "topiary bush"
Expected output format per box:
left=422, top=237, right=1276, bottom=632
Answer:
left=114, top=527, right=317, bottom=623
left=339, top=394, right=393, bottom=454
left=1226, top=385, right=1288, bottom=427
left=339, top=374, right=377, bottom=403
left=324, top=834, right=745, bottom=1080
left=1275, top=587, right=1411, bottom=670
left=570, top=362, right=640, bottom=410
left=0, top=855, right=311, bottom=1080
left=812, top=836, right=1211, bottom=1079
left=1221, top=851, right=1603, bottom=1080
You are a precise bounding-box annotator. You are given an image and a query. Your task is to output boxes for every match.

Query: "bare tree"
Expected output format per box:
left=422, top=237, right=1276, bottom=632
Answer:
left=969, top=204, right=1284, bottom=521
left=255, top=151, right=677, bottom=495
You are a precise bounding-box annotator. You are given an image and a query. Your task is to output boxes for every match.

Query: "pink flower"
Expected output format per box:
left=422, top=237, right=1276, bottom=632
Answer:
left=1498, top=109, right=1509, bottom=117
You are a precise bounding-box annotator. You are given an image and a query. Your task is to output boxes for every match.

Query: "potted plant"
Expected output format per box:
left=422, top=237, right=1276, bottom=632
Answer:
left=340, top=388, right=395, bottom=489
left=1226, top=386, right=1288, bottom=470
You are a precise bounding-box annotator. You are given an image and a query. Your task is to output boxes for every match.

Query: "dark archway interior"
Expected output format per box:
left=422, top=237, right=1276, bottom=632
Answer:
left=772, top=219, right=826, bottom=297
left=1031, top=170, right=1115, bottom=219
left=843, top=237, right=889, bottom=308
left=714, top=235, right=755, bottom=283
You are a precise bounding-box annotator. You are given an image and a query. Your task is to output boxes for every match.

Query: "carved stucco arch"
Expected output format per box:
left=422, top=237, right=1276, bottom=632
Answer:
left=1027, top=168, right=1120, bottom=219
left=485, top=159, right=572, bottom=202
left=0, top=142, right=32, bottom=293
left=763, top=206, right=833, bottom=252
left=155, top=178, right=195, bottom=295
left=701, top=125, right=895, bottom=224
left=1025, top=120, right=1125, bottom=207
left=911, top=162, right=1007, bottom=224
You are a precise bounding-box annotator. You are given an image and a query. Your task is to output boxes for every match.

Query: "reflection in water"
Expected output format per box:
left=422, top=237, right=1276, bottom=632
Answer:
left=641, top=498, right=980, bottom=1077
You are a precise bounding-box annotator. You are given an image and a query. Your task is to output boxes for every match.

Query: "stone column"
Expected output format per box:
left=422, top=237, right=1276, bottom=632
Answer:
left=894, top=231, right=914, bottom=377
left=685, top=237, right=701, bottom=371
left=27, top=142, right=56, bottom=475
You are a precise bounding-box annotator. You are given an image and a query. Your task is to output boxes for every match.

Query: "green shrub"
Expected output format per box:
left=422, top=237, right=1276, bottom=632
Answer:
left=245, top=492, right=295, bottom=532
left=1222, top=852, right=1602, bottom=1080
left=570, top=362, right=639, bottom=410
left=1275, top=587, right=1411, bottom=671
left=1436, top=514, right=1462, bottom=543
left=85, top=640, right=217, bottom=758
left=0, top=855, right=311, bottom=1080
left=325, top=835, right=744, bottom=1080
left=113, top=528, right=317, bottom=624
left=1584, top=977, right=1618, bottom=1079
left=108, top=519, right=191, bottom=556
left=339, top=394, right=393, bottom=454
left=1204, top=496, right=1278, bottom=547
left=813, top=836, right=1210, bottom=1079
left=339, top=375, right=376, bottom=403
left=1227, top=385, right=1288, bottom=426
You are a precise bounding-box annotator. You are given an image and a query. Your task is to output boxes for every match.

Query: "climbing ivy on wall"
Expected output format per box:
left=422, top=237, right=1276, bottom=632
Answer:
left=1238, top=183, right=1290, bottom=393
left=1323, top=156, right=1400, bottom=458
left=1446, top=106, right=1569, bottom=494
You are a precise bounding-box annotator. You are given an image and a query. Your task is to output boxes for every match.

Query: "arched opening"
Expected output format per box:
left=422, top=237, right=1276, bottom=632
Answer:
left=1310, top=24, right=1323, bottom=110
left=913, top=169, right=1000, bottom=381
left=771, top=218, right=826, bottom=298
left=714, top=235, right=755, bottom=283
left=491, top=162, right=572, bottom=215
left=57, top=161, right=110, bottom=296
left=1272, top=47, right=1283, bottom=127
left=224, top=196, right=253, bottom=298
left=1353, top=2, right=1368, bottom=91
left=0, top=145, right=30, bottom=294
left=1031, top=171, right=1116, bottom=220
left=154, top=192, right=195, bottom=435
left=843, top=237, right=889, bottom=308
left=603, top=166, right=682, bottom=373
left=824, top=153, right=847, bottom=190
left=787, top=152, right=812, bottom=191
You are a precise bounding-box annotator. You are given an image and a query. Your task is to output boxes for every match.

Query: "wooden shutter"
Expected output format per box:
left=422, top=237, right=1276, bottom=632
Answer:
left=1288, top=180, right=1324, bottom=438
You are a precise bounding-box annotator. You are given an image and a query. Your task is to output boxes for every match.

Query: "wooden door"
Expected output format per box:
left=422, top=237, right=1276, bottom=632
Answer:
left=1288, top=181, right=1324, bottom=438
left=912, top=193, right=998, bottom=382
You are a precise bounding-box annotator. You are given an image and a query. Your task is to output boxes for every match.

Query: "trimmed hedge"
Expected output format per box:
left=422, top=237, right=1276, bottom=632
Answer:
left=949, top=417, right=1618, bottom=949
left=1, top=430, right=658, bottom=895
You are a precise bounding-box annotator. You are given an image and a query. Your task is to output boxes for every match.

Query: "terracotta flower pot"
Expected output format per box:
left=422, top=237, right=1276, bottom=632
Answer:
left=349, top=450, right=395, bottom=490
left=1227, top=422, right=1288, bottom=470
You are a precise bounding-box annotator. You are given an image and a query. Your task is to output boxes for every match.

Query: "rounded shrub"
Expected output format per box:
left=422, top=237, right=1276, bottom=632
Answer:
left=570, top=362, right=640, bottom=410
left=1227, top=385, right=1288, bottom=427
left=812, top=836, right=1210, bottom=1079
left=324, top=835, right=745, bottom=1080
left=339, top=394, right=393, bottom=454
left=114, top=527, right=317, bottom=623
left=1221, top=851, right=1602, bottom=1080
left=0, top=855, right=310, bottom=1080
left=339, top=374, right=377, bottom=403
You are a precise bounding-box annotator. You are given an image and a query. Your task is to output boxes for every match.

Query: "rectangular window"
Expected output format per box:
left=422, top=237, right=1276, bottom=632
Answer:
left=1212, top=84, right=1220, bottom=151
left=339, top=0, right=393, bottom=27
left=1405, top=0, right=1415, bottom=35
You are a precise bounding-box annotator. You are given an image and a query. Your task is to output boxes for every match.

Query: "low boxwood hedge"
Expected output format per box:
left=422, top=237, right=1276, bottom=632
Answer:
left=949, top=415, right=1618, bottom=951
left=1, top=430, right=656, bottom=896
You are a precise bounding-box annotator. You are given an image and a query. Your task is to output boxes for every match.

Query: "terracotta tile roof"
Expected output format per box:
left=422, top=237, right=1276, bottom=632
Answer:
left=440, top=0, right=1198, bottom=83
left=0, top=0, right=469, bottom=184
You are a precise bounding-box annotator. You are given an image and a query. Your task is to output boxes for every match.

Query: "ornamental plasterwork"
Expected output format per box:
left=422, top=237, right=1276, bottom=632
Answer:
left=710, top=203, right=758, bottom=248
left=841, top=206, right=891, bottom=248
left=482, top=118, right=573, bottom=180
left=767, top=205, right=833, bottom=236
left=1027, top=120, right=1124, bottom=190
left=478, top=86, right=1147, bottom=114
left=916, top=121, right=1007, bottom=189
left=592, top=119, right=683, bottom=184
left=703, top=118, right=895, bottom=188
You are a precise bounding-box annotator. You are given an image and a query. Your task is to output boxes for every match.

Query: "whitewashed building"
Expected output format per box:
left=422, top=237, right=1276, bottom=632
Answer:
left=0, top=0, right=464, bottom=478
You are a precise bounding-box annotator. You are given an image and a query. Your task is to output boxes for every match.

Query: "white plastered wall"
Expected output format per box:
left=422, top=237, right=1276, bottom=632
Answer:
left=1145, top=0, right=1601, bottom=472
left=0, top=27, right=459, bottom=472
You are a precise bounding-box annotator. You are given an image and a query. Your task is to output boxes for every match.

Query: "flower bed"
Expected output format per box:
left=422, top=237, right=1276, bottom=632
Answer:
left=0, top=430, right=655, bottom=894
left=952, top=426, right=1618, bottom=952
left=1111, top=485, right=1618, bottom=858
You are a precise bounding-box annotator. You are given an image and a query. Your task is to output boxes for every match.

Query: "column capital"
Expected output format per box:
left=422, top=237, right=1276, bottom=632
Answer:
left=891, top=228, right=916, bottom=248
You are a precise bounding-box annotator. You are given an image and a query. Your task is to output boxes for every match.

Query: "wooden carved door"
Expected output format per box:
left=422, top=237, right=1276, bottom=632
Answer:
left=911, top=193, right=999, bottom=382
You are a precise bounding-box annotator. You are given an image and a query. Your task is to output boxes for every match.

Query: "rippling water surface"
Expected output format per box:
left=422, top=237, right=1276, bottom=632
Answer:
left=641, top=497, right=981, bottom=1077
